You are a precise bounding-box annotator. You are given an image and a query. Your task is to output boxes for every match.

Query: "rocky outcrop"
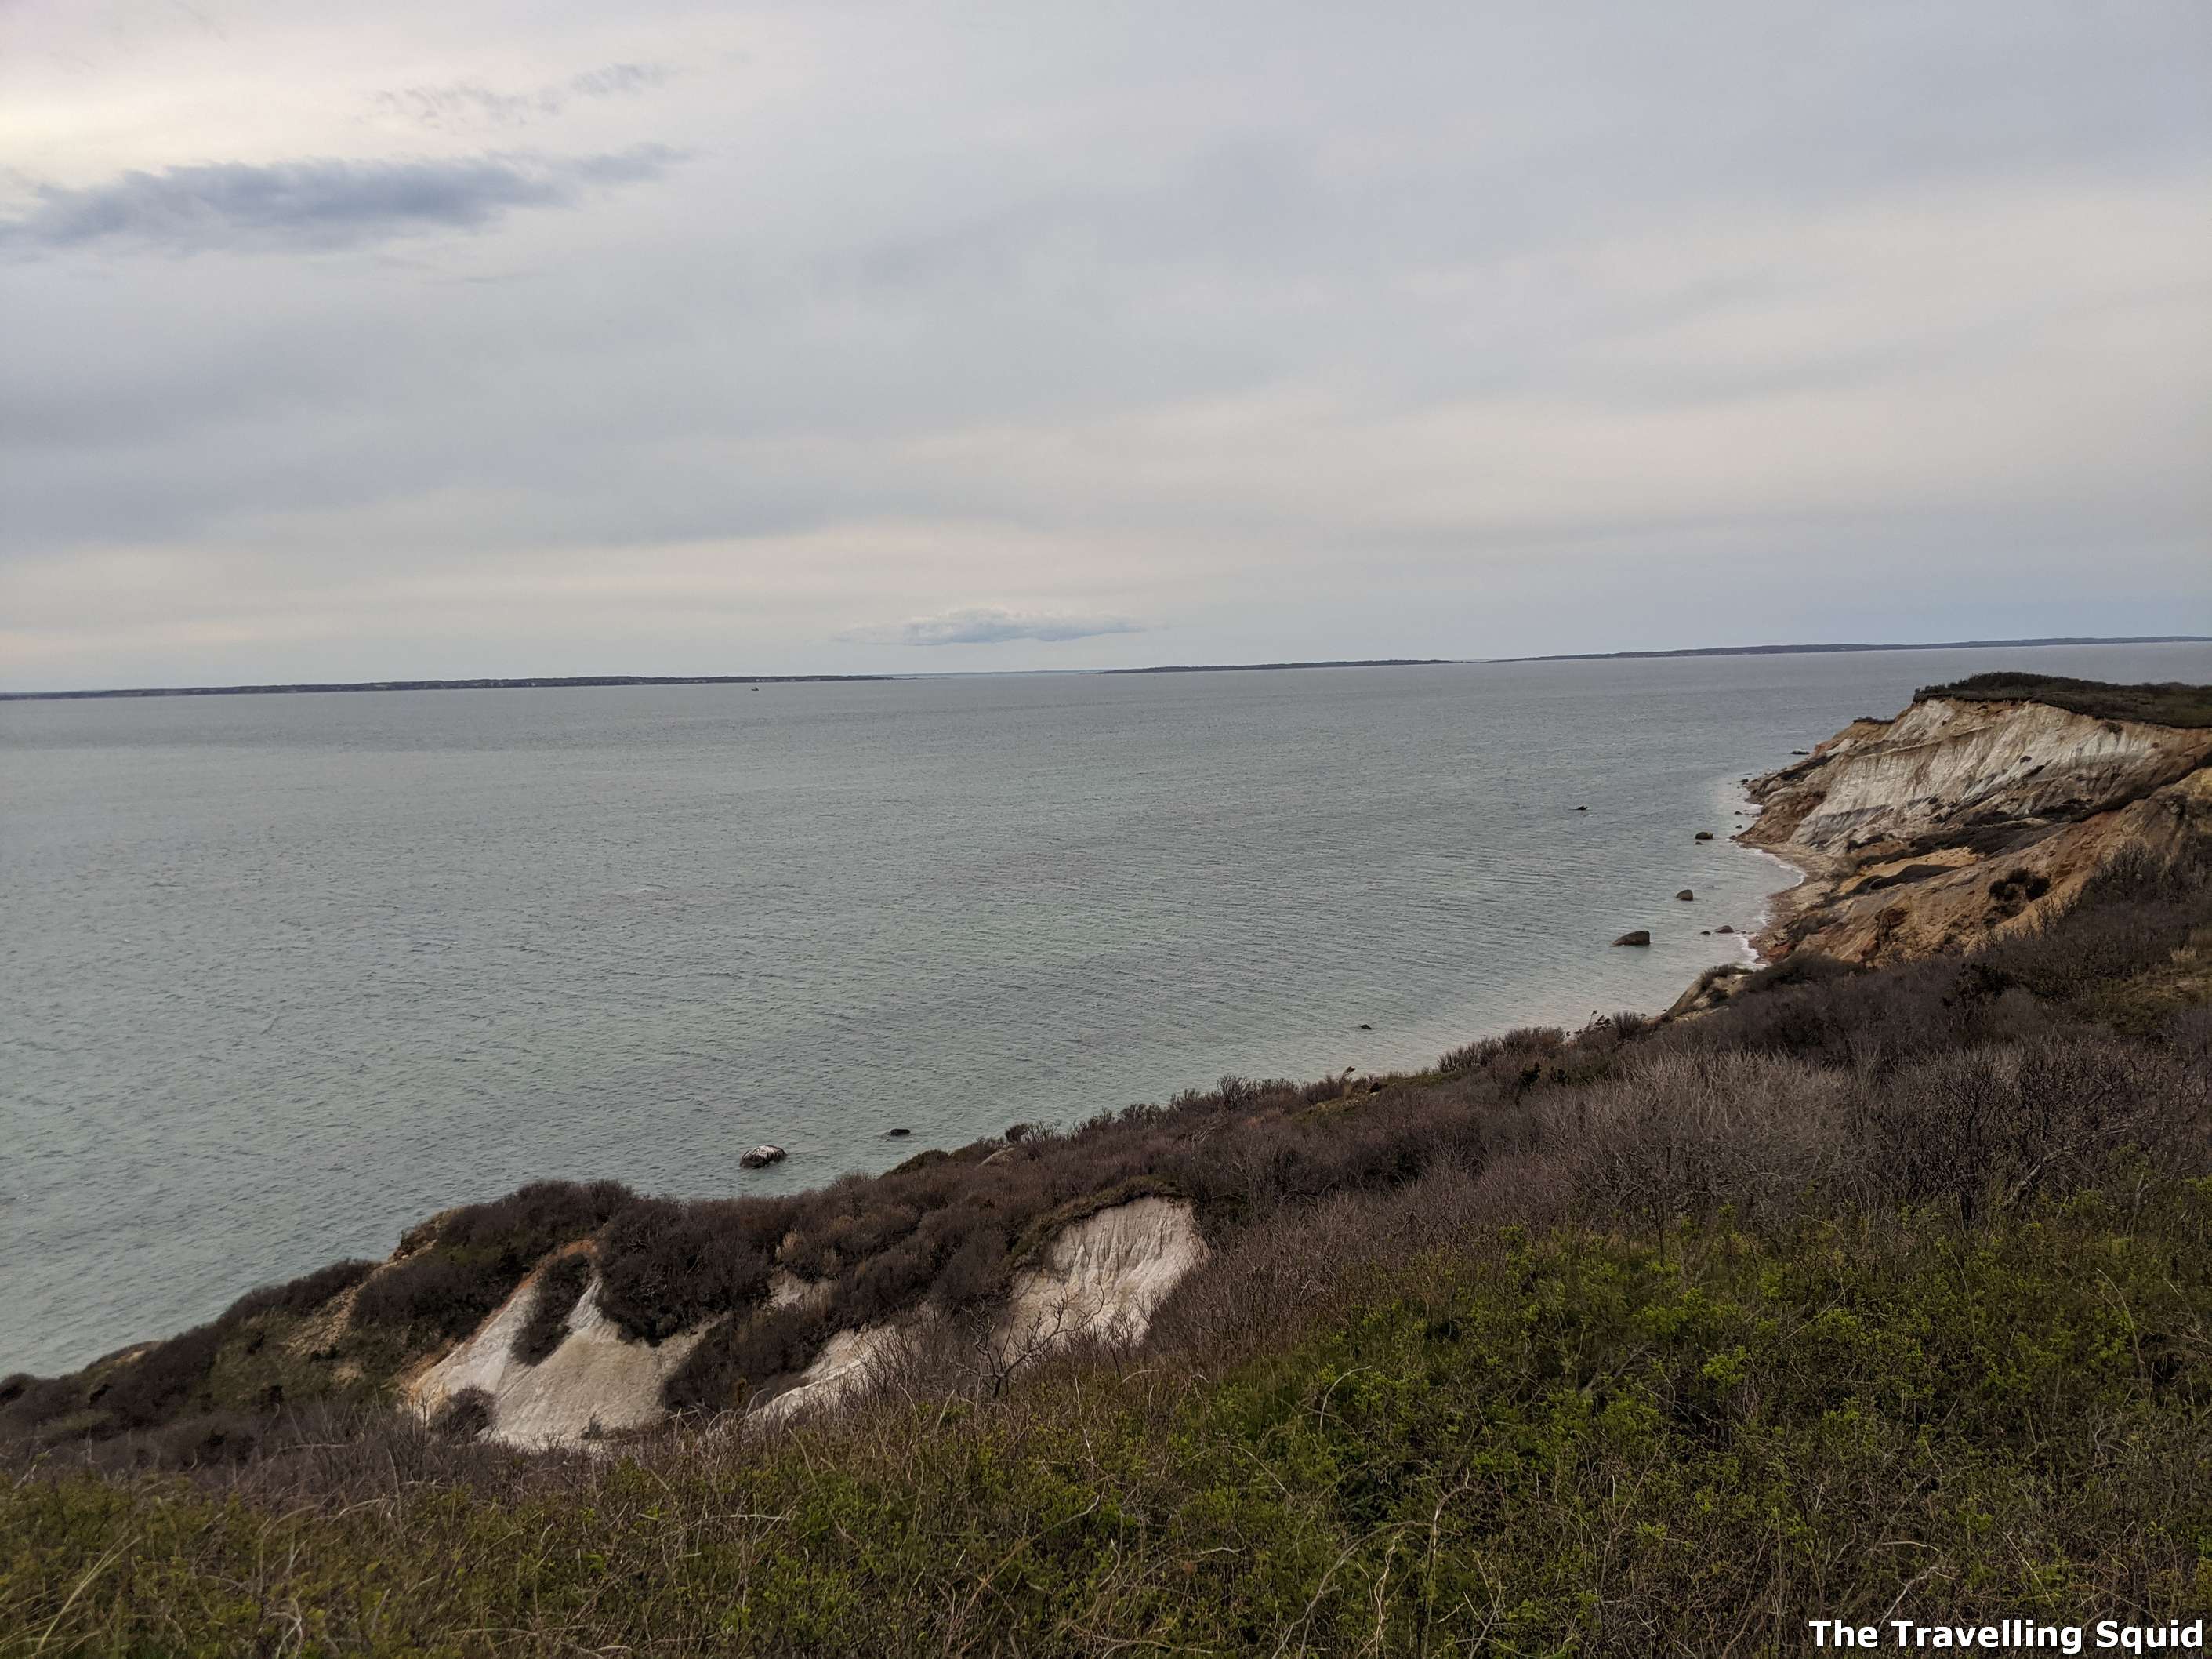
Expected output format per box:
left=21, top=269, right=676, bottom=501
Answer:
left=1741, top=693, right=2212, bottom=964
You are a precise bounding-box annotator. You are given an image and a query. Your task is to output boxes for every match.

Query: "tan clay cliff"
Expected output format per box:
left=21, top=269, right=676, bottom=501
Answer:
left=1739, top=684, right=2212, bottom=967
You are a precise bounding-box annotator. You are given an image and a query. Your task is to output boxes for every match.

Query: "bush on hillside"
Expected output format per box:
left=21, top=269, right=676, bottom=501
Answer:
left=662, top=1302, right=833, bottom=1415
left=594, top=1199, right=771, bottom=1344
left=219, top=1259, right=380, bottom=1327
left=351, top=1179, right=634, bottom=1342
left=511, top=1254, right=594, bottom=1365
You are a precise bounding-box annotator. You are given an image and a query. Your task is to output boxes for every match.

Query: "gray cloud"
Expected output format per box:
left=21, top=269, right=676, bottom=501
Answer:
left=0, top=147, right=679, bottom=256
left=372, top=63, right=673, bottom=130
left=0, top=0, right=2205, bottom=690
left=845, top=608, right=1149, bottom=647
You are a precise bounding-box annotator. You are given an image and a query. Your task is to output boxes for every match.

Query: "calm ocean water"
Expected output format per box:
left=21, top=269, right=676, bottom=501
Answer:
left=5, top=641, right=2208, bottom=1374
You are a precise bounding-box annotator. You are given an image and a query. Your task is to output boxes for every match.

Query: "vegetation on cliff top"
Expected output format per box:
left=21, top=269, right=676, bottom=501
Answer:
left=1915, top=670, right=2212, bottom=727
left=10, top=1193, right=2212, bottom=1655
left=4, top=834, right=2210, bottom=1652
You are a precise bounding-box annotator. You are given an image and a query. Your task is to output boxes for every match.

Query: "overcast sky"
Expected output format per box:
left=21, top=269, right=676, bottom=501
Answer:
left=2, top=1, right=2207, bottom=688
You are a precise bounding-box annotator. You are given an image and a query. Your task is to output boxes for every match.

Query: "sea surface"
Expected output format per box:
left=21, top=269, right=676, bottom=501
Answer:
left=5, top=641, right=2209, bottom=1374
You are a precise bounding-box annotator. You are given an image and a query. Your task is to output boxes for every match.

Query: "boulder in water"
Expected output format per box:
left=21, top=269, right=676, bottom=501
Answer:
left=740, top=1145, right=787, bottom=1169
left=1677, top=888, right=1695, bottom=901
left=1695, top=830, right=1715, bottom=840
left=1612, top=930, right=1652, bottom=947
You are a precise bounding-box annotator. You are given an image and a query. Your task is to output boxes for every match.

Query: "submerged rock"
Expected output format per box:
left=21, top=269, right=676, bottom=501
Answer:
left=886, top=1127, right=912, bottom=1138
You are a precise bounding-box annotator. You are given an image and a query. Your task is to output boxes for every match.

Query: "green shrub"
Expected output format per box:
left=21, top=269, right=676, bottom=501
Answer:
left=1916, top=671, right=2212, bottom=727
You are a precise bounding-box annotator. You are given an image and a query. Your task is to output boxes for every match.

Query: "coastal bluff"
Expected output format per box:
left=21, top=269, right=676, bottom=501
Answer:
left=1739, top=673, right=2212, bottom=966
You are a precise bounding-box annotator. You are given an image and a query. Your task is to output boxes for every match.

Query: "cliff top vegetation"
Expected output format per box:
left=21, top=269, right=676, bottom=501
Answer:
left=1915, top=670, right=2212, bottom=727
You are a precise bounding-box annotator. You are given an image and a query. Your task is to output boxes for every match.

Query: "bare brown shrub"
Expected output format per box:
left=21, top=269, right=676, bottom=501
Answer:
left=594, top=1198, right=770, bottom=1343
left=512, top=1254, right=593, bottom=1364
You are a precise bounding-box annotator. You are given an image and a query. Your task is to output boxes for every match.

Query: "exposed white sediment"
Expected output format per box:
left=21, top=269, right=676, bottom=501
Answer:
left=993, top=1196, right=1209, bottom=1366
left=409, top=1266, right=703, bottom=1451
left=756, top=1196, right=1211, bottom=1426
left=406, top=1198, right=1212, bottom=1445
left=1749, top=697, right=2212, bottom=858
left=751, top=1321, right=916, bottom=1425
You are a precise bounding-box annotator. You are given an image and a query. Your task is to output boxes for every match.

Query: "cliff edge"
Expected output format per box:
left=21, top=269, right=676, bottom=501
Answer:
left=1740, top=673, right=2212, bottom=964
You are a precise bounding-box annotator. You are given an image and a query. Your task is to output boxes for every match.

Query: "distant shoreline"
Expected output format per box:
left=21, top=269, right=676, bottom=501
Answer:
left=0, top=674, right=889, bottom=703
left=1507, top=635, right=2208, bottom=663
left=4, top=636, right=2203, bottom=702
left=1099, top=659, right=1453, bottom=675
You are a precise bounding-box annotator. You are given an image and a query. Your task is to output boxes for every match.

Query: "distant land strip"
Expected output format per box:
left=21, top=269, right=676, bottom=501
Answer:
left=6, top=638, right=2204, bottom=700
left=1100, top=659, right=1453, bottom=675
left=1097, top=638, right=2210, bottom=676
left=0, top=674, right=888, bottom=702
left=1509, top=635, right=2209, bottom=663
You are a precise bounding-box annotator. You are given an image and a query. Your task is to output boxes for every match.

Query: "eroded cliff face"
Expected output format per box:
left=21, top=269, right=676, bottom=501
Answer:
left=408, top=1264, right=705, bottom=1450
left=405, top=1196, right=1211, bottom=1450
left=1740, top=696, right=2212, bottom=964
left=995, top=1196, right=1209, bottom=1364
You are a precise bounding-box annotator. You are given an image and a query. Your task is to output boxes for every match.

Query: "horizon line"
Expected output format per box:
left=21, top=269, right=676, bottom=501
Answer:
left=3, top=634, right=2207, bottom=702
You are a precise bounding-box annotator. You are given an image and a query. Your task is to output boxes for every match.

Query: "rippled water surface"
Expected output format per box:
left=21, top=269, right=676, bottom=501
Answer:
left=6, top=642, right=2208, bottom=1372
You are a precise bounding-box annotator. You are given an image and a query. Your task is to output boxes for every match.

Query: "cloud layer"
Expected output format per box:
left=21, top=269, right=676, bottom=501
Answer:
left=372, top=63, right=673, bottom=131
left=0, top=0, right=2205, bottom=688
left=845, top=608, right=1146, bottom=647
left=0, top=148, right=679, bottom=255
